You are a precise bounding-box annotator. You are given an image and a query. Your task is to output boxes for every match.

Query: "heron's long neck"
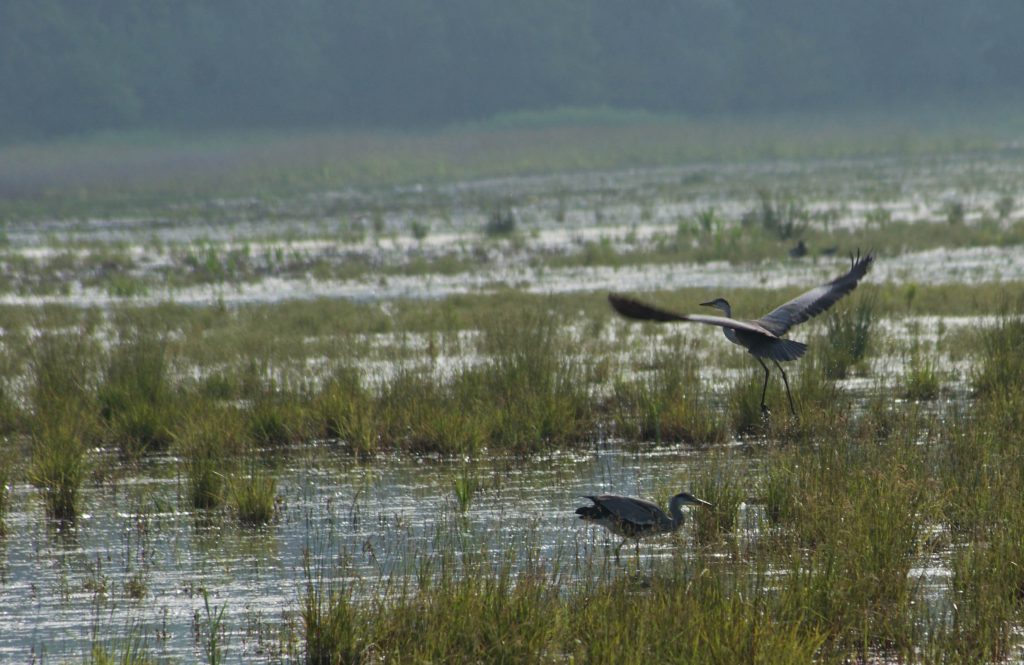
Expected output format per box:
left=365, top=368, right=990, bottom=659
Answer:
left=668, top=497, right=687, bottom=530
left=717, top=301, right=733, bottom=318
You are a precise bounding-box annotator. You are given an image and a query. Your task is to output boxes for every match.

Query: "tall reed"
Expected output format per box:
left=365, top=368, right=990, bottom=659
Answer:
left=98, top=333, right=176, bottom=456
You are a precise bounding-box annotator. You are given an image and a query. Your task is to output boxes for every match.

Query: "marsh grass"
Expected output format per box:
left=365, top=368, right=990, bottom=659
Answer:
left=819, top=291, right=876, bottom=379
left=98, top=334, right=177, bottom=456
left=0, top=450, right=10, bottom=536
left=742, top=190, right=809, bottom=240
left=178, top=405, right=245, bottom=510
left=972, top=312, right=1024, bottom=397
left=25, top=334, right=99, bottom=522
left=28, top=413, right=89, bottom=522
left=88, top=627, right=156, bottom=665
left=378, top=368, right=489, bottom=455
left=902, top=342, right=941, bottom=400
left=229, top=467, right=277, bottom=526
left=478, top=311, right=592, bottom=452
left=313, top=366, right=378, bottom=454
left=768, top=436, right=935, bottom=657
left=611, top=337, right=728, bottom=445
left=452, top=465, right=478, bottom=513
left=727, top=370, right=773, bottom=435
left=691, top=462, right=745, bottom=544
left=299, top=534, right=825, bottom=664
left=8, top=300, right=1024, bottom=660
left=249, top=392, right=308, bottom=448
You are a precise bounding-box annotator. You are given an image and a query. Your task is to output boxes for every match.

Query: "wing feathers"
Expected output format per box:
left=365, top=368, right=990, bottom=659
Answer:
left=586, top=494, right=665, bottom=526
left=608, top=294, right=778, bottom=338
left=756, top=251, right=873, bottom=336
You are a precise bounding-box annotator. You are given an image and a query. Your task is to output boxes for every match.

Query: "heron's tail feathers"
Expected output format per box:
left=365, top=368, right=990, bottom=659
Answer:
left=765, top=338, right=807, bottom=362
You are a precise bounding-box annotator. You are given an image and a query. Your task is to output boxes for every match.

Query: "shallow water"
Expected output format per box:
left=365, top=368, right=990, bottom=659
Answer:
left=2, top=154, right=1024, bottom=308
left=0, top=444, right=732, bottom=662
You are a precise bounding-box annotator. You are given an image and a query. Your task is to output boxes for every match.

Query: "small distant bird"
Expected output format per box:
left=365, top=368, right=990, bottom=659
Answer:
left=576, top=491, right=712, bottom=559
left=788, top=240, right=808, bottom=258
left=609, top=251, right=874, bottom=416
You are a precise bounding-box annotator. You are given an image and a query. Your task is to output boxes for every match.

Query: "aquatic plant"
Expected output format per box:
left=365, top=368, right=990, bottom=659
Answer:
left=691, top=462, right=744, bottom=544
left=902, top=343, right=941, bottom=400
left=299, top=537, right=824, bottom=663
left=741, top=190, right=808, bottom=240
left=98, top=333, right=176, bottom=455
left=611, top=336, right=728, bottom=445
left=177, top=405, right=244, bottom=510
left=229, top=468, right=278, bottom=526
left=819, top=290, right=876, bottom=379
left=28, top=413, right=89, bottom=522
left=198, top=588, right=228, bottom=665
left=452, top=465, right=478, bottom=513
left=972, top=313, right=1024, bottom=398
left=0, top=451, right=9, bottom=536
left=312, top=366, right=378, bottom=454
left=484, top=204, right=517, bottom=236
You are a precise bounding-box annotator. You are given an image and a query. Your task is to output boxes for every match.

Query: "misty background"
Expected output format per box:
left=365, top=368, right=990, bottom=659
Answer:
left=3, top=1, right=1024, bottom=143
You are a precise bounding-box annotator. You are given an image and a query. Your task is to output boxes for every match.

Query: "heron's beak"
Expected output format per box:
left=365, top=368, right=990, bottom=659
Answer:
left=699, top=300, right=716, bottom=308
left=689, top=497, right=713, bottom=508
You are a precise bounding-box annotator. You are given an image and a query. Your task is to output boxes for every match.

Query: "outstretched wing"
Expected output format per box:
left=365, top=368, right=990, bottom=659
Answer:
left=607, top=293, right=687, bottom=322
left=756, top=250, right=873, bottom=336
left=586, top=494, right=665, bottom=526
left=608, top=294, right=778, bottom=338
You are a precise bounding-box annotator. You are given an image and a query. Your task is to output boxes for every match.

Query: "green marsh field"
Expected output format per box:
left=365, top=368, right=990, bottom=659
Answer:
left=3, top=116, right=1024, bottom=663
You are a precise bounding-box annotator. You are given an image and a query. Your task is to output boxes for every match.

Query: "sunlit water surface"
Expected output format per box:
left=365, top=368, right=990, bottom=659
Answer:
left=0, top=444, right=754, bottom=662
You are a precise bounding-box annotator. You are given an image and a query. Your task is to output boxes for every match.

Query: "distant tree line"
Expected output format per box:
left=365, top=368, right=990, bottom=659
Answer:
left=2, top=0, right=1023, bottom=140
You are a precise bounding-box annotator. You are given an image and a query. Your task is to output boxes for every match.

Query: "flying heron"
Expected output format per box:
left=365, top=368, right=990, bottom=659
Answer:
left=575, top=491, right=712, bottom=559
left=608, top=251, right=873, bottom=416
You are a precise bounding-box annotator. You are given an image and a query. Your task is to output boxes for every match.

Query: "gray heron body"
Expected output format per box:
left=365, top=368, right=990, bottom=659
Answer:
left=575, top=491, right=711, bottom=559
left=609, top=251, right=873, bottom=415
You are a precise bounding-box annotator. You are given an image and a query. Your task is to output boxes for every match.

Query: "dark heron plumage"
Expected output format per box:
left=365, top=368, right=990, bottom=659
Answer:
left=608, top=250, right=874, bottom=416
left=576, top=491, right=711, bottom=559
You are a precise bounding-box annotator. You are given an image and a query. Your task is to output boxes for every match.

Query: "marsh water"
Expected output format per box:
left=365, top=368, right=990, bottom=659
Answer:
left=1, top=443, right=743, bottom=662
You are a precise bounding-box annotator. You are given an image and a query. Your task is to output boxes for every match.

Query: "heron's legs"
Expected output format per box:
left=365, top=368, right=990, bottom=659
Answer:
left=756, top=357, right=771, bottom=416
left=773, top=359, right=796, bottom=416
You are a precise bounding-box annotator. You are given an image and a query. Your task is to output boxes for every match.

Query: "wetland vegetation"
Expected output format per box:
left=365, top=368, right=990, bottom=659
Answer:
left=2, top=121, right=1024, bottom=662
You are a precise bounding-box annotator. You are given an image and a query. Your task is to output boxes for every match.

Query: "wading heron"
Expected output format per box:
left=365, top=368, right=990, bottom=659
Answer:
left=575, top=491, right=712, bottom=559
left=608, top=251, right=873, bottom=416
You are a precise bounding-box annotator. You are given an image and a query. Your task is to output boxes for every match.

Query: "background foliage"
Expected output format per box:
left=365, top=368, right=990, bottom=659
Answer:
left=3, top=1, right=1024, bottom=140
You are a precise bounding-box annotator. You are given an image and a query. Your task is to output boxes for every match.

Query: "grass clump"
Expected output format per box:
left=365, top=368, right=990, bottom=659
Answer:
left=611, top=336, right=728, bottom=445
left=691, top=461, right=745, bottom=544
left=0, top=453, right=8, bottom=536
left=741, top=190, right=808, bottom=240
left=88, top=628, right=157, bottom=665
left=301, top=542, right=824, bottom=664
left=902, top=343, right=941, bottom=400
left=28, top=414, right=89, bottom=522
left=478, top=311, right=592, bottom=452
left=483, top=204, right=517, bottom=236
left=228, top=468, right=277, bottom=526
left=26, top=333, right=97, bottom=522
left=249, top=392, right=308, bottom=448
left=98, top=333, right=177, bottom=455
left=178, top=405, right=244, bottom=510
left=818, top=291, right=875, bottom=379
left=379, top=368, right=489, bottom=455
left=972, top=313, right=1024, bottom=398
left=452, top=465, right=479, bottom=513
left=313, top=366, right=378, bottom=454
